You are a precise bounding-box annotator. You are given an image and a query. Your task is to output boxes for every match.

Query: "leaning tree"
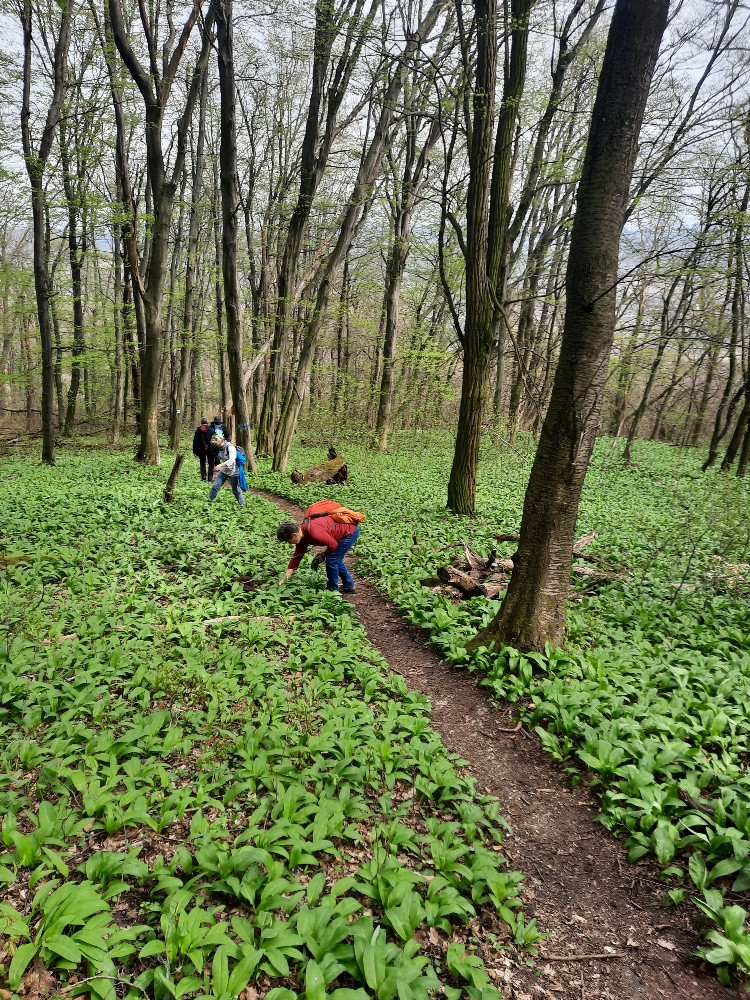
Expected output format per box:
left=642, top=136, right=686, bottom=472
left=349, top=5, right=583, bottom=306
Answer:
left=469, top=0, right=670, bottom=652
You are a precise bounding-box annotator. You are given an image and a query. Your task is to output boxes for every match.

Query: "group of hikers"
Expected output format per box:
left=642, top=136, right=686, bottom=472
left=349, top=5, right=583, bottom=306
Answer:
left=191, top=414, right=361, bottom=596
left=192, top=414, right=248, bottom=506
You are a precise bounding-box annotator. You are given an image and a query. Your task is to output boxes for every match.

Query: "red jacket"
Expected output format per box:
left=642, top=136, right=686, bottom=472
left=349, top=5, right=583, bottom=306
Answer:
left=288, top=516, right=357, bottom=570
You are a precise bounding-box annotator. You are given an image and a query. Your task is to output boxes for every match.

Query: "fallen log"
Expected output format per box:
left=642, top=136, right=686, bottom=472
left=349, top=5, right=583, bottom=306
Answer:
left=163, top=453, right=184, bottom=503
left=437, top=565, right=485, bottom=597
left=291, top=456, right=348, bottom=485
left=461, top=542, right=486, bottom=575
left=495, top=532, right=520, bottom=544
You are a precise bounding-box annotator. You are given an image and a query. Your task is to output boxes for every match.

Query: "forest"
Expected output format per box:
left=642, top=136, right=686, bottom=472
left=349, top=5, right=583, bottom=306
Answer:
left=1, top=0, right=750, bottom=997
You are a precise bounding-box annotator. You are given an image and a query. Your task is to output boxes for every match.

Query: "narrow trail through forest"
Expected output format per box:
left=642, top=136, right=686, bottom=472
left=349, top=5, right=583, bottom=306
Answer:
left=253, top=489, right=743, bottom=1000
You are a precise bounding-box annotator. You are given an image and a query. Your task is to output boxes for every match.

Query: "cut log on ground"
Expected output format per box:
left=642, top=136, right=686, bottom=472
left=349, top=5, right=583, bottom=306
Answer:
left=437, top=565, right=485, bottom=597
left=291, top=455, right=348, bottom=485
left=163, top=453, right=184, bottom=503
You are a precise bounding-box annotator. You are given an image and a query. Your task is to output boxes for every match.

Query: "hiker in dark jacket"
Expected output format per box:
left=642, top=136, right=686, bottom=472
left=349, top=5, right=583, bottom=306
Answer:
left=209, top=416, right=227, bottom=475
left=192, top=417, right=213, bottom=481
left=277, top=516, right=358, bottom=594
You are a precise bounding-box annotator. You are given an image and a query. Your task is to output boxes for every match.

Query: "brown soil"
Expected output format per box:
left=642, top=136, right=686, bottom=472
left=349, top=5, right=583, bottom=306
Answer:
left=255, top=489, right=744, bottom=1000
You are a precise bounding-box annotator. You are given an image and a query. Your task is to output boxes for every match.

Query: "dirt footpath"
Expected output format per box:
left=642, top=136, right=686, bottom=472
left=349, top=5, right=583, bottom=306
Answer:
left=256, top=489, right=743, bottom=1000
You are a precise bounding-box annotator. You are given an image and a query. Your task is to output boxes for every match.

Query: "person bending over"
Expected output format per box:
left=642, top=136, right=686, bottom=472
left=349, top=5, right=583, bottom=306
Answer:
left=277, top=515, right=359, bottom=594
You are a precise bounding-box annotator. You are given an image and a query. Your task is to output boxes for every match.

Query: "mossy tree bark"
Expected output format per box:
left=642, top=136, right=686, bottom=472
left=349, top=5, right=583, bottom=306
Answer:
left=469, top=0, right=669, bottom=653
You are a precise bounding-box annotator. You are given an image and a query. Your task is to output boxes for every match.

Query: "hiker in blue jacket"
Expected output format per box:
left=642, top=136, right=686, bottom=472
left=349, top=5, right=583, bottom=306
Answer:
left=209, top=434, right=245, bottom=507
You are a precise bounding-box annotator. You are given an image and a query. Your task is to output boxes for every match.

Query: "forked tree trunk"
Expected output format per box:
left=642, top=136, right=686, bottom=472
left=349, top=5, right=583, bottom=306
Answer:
left=448, top=0, right=534, bottom=514
left=108, top=0, right=214, bottom=465
left=271, top=0, right=446, bottom=473
left=256, top=0, right=377, bottom=456
left=469, top=0, right=669, bottom=653
left=170, top=74, right=208, bottom=452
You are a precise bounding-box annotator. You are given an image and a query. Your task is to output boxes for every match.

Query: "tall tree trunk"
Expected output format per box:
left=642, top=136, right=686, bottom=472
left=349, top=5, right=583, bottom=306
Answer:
left=271, top=0, right=445, bottom=472
left=213, top=177, right=228, bottom=418
left=257, top=0, right=378, bottom=455
left=170, top=75, right=208, bottom=451
left=59, top=112, right=88, bottom=437
left=703, top=180, right=748, bottom=470
left=448, top=0, right=534, bottom=514
left=737, top=415, right=750, bottom=477
left=690, top=340, right=720, bottom=447
left=720, top=383, right=750, bottom=472
left=47, top=215, right=66, bottom=430
left=19, top=0, right=72, bottom=462
left=469, top=0, right=669, bottom=653
left=108, top=0, right=214, bottom=465
left=111, top=220, right=125, bottom=444
left=214, top=0, right=256, bottom=471
left=23, top=308, right=34, bottom=434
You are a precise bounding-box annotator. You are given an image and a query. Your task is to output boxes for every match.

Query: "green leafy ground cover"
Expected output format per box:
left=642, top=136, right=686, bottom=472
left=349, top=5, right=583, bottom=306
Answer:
left=258, top=434, right=750, bottom=986
left=0, top=451, right=530, bottom=999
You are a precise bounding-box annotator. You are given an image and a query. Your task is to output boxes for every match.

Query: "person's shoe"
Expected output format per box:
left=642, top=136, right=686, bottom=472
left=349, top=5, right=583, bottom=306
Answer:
left=341, top=586, right=356, bottom=594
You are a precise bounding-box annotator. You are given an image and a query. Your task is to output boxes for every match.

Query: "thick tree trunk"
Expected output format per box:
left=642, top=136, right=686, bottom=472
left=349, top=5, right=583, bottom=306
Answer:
left=469, top=0, right=669, bottom=653
left=59, top=111, right=88, bottom=437
left=374, top=235, right=406, bottom=451
left=448, top=0, right=533, bottom=514
left=111, top=227, right=125, bottom=444
left=214, top=0, right=256, bottom=472
left=19, top=0, right=72, bottom=463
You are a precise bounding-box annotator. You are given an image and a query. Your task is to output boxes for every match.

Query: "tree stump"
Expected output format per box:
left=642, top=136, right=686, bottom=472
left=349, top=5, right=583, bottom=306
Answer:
left=163, top=453, right=184, bottom=503
left=291, top=456, right=347, bottom=485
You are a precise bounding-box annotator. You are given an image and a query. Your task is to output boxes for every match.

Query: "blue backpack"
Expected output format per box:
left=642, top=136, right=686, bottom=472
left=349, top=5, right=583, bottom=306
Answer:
left=236, top=448, right=248, bottom=491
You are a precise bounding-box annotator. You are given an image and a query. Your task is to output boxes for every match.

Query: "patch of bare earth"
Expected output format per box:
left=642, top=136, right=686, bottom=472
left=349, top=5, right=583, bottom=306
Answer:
left=255, top=488, right=744, bottom=1000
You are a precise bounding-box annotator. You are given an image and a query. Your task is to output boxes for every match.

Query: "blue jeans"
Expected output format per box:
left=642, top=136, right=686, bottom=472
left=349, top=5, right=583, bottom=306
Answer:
left=325, top=526, right=359, bottom=591
left=209, top=471, right=245, bottom=506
